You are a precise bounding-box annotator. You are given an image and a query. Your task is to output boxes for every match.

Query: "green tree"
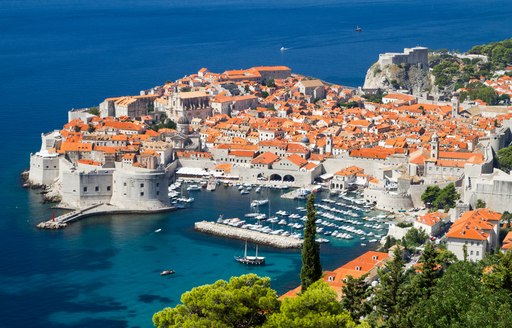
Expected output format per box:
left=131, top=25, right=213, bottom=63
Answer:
left=265, top=280, right=363, bottom=328
left=421, top=185, right=441, bottom=208
left=482, top=251, right=512, bottom=296
left=498, top=145, right=512, bottom=173
left=415, top=242, right=441, bottom=298
left=152, top=274, right=280, bottom=328
left=300, top=194, right=322, bottom=292
left=404, top=227, right=428, bottom=248
left=265, top=79, right=276, bottom=88
left=408, top=261, right=512, bottom=327
left=432, top=183, right=459, bottom=210
left=475, top=199, right=486, bottom=209
left=372, top=247, right=408, bottom=326
left=88, top=106, right=100, bottom=116
left=380, top=235, right=397, bottom=252
left=341, top=274, right=371, bottom=323
left=87, top=124, right=95, bottom=133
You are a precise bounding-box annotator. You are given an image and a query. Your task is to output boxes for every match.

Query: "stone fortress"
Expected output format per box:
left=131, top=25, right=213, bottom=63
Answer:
left=377, top=46, right=429, bottom=68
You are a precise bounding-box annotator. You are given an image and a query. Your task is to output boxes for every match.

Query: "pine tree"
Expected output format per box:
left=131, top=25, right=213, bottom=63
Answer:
left=416, top=242, right=441, bottom=298
left=373, top=247, right=407, bottom=326
left=300, top=193, right=322, bottom=292
left=341, top=274, right=371, bottom=322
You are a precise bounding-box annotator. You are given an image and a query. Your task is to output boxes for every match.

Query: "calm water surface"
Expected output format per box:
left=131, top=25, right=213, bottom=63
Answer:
left=1, top=0, right=511, bottom=327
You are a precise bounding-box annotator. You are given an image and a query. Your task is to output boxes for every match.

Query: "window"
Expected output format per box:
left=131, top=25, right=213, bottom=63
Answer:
left=156, top=183, right=159, bottom=187
left=140, top=183, right=144, bottom=188
left=355, top=266, right=361, bottom=271
left=123, top=182, right=127, bottom=187
left=470, top=250, right=473, bottom=255
left=156, top=191, right=159, bottom=195
left=83, top=187, right=87, bottom=192
left=328, top=276, right=334, bottom=282
left=140, top=192, right=144, bottom=196
left=95, top=186, right=99, bottom=192
left=476, top=251, right=479, bottom=256
left=107, top=186, right=111, bottom=191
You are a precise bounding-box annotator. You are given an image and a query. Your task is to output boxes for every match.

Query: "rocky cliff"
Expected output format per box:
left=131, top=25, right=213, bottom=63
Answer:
left=363, top=62, right=432, bottom=94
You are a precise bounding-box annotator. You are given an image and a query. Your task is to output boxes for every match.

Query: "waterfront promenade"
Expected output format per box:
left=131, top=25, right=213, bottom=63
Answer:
left=195, top=221, right=303, bottom=248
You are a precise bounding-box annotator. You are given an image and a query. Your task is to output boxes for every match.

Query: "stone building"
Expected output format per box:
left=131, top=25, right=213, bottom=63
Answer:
left=378, top=46, right=429, bottom=68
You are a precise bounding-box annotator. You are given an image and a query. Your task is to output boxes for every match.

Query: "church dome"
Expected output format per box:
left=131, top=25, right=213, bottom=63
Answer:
left=177, top=116, right=189, bottom=125
left=301, top=136, right=310, bottom=144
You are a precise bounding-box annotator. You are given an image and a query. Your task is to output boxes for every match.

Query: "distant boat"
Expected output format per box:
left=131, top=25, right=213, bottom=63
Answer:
left=206, top=178, right=216, bottom=191
left=251, top=199, right=269, bottom=207
left=155, top=228, right=162, bottom=233
left=280, top=46, right=289, bottom=52
left=355, top=26, right=362, bottom=32
left=160, top=270, right=175, bottom=276
left=235, top=241, right=265, bottom=265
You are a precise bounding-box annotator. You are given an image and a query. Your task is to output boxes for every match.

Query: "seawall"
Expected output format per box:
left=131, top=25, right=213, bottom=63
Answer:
left=194, top=221, right=303, bottom=249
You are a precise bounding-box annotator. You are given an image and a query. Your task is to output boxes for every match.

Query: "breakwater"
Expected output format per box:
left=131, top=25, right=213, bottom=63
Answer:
left=194, top=221, right=303, bottom=248
left=36, top=203, right=176, bottom=229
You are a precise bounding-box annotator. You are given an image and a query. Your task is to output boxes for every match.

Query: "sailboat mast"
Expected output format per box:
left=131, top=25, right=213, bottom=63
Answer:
left=256, top=244, right=258, bottom=258
left=244, top=240, right=248, bottom=258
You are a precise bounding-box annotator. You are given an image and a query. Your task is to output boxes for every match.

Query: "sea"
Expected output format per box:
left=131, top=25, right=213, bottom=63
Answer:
left=0, top=0, right=511, bottom=327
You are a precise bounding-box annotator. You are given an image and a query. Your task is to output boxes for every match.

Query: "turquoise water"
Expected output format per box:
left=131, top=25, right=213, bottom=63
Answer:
left=1, top=0, right=511, bottom=327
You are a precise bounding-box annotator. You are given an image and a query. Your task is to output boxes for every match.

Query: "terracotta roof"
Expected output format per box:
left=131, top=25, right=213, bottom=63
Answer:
left=251, top=152, right=279, bottom=165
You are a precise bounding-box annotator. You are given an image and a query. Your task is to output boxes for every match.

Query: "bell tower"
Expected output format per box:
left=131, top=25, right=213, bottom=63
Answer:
left=326, top=135, right=333, bottom=154
left=451, top=93, right=460, bottom=118
left=430, top=132, right=439, bottom=160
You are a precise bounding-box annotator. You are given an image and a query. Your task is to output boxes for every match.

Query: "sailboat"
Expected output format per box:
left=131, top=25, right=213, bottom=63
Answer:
left=235, top=241, right=265, bottom=265
left=355, top=25, right=362, bottom=32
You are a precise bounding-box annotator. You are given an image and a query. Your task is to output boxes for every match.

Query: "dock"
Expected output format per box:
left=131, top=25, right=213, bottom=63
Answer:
left=36, top=203, right=175, bottom=229
left=194, top=221, right=303, bottom=249
left=280, top=185, right=322, bottom=200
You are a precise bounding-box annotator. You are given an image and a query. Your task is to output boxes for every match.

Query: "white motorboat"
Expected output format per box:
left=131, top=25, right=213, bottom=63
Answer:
left=251, top=199, right=269, bottom=207
left=187, top=185, right=201, bottom=191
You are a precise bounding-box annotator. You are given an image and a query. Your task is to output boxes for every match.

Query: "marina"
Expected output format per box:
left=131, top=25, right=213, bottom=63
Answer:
left=173, top=179, right=390, bottom=247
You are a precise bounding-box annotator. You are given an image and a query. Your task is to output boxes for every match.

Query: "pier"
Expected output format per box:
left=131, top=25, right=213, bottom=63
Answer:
left=280, top=185, right=322, bottom=200
left=36, top=203, right=175, bottom=229
left=194, top=221, right=303, bottom=249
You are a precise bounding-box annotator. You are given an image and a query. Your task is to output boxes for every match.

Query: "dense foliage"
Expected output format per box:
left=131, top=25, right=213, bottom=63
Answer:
left=300, top=194, right=322, bottom=292
left=421, top=183, right=459, bottom=210
left=469, top=38, right=512, bottom=70
left=459, top=82, right=499, bottom=105
left=498, top=145, right=512, bottom=173
left=265, top=281, right=364, bottom=328
left=152, top=274, right=279, bottom=328
left=153, top=246, right=512, bottom=328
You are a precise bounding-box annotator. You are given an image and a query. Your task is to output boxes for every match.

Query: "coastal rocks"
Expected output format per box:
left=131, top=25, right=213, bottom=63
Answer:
left=41, top=182, right=62, bottom=203
left=363, top=62, right=431, bottom=94
left=194, top=221, right=303, bottom=249
left=37, top=221, right=67, bottom=229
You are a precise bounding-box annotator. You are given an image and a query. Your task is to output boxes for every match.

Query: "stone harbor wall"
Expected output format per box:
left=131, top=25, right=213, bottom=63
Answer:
left=194, top=221, right=302, bottom=248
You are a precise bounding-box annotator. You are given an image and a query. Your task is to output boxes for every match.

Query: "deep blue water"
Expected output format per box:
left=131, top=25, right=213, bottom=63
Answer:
left=1, top=0, right=511, bottom=327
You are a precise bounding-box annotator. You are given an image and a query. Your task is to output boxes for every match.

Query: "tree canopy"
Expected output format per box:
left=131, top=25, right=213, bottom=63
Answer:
left=265, top=281, right=364, bottom=328
left=498, top=145, right=512, bottom=173
left=469, top=38, right=512, bottom=70
left=152, top=274, right=279, bottom=328
left=421, top=183, right=459, bottom=210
